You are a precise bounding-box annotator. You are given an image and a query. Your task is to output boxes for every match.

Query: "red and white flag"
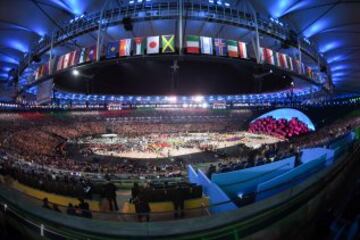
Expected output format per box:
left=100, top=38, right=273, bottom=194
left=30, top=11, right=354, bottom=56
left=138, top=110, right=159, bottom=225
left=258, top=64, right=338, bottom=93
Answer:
left=147, top=36, right=159, bottom=54
left=119, top=38, right=132, bottom=57
left=238, top=41, right=247, bottom=59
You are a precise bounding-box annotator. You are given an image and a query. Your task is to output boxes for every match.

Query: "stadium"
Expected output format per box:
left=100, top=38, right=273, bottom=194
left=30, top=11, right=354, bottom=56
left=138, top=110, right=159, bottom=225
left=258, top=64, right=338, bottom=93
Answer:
left=0, top=0, right=360, bottom=239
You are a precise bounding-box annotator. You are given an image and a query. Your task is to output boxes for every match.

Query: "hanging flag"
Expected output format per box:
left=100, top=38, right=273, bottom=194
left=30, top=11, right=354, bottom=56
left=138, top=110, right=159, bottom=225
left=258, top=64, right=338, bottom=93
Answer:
left=162, top=35, right=175, bottom=53
left=147, top=36, right=160, bottom=54
left=276, top=52, right=288, bottom=69
left=68, top=50, right=78, bottom=67
left=293, top=59, right=301, bottom=74
left=48, top=58, right=56, bottom=75
left=238, top=41, right=248, bottom=59
left=227, top=40, right=238, bottom=58
left=261, top=47, right=275, bottom=65
left=34, top=65, right=43, bottom=80
left=119, top=38, right=132, bottom=57
left=62, top=52, right=71, bottom=69
left=200, top=36, right=213, bottom=55
left=42, top=62, right=49, bottom=76
left=78, top=48, right=87, bottom=64
left=214, top=38, right=227, bottom=56
left=305, top=66, right=312, bottom=79
left=106, top=41, right=119, bottom=59
left=186, top=35, right=200, bottom=54
left=287, top=56, right=294, bottom=71
left=56, top=55, right=65, bottom=71
left=301, top=63, right=306, bottom=75
left=134, top=37, right=144, bottom=55
left=86, top=46, right=97, bottom=62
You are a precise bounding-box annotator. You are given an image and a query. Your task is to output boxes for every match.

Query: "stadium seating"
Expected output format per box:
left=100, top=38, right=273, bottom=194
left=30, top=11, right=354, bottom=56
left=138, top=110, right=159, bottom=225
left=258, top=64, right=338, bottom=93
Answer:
left=248, top=116, right=310, bottom=138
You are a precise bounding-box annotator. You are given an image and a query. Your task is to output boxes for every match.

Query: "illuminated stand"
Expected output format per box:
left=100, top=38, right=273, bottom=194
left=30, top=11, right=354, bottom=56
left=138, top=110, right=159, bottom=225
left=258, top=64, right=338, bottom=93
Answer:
left=16, top=0, right=330, bottom=100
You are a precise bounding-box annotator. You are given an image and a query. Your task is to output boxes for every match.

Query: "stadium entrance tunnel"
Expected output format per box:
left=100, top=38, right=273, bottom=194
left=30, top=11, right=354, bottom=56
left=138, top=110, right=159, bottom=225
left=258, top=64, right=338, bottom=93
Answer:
left=53, top=55, right=292, bottom=95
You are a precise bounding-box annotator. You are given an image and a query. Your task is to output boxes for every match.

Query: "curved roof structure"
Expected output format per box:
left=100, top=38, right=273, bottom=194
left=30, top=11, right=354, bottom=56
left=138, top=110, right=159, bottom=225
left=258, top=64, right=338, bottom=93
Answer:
left=0, top=0, right=359, bottom=95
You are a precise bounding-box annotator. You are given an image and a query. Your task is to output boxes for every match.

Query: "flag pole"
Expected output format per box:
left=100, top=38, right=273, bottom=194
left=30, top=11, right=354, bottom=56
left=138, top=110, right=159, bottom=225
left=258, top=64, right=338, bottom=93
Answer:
left=97, top=0, right=110, bottom=62
left=49, top=31, right=54, bottom=74
left=298, top=40, right=302, bottom=73
left=178, top=0, right=184, bottom=55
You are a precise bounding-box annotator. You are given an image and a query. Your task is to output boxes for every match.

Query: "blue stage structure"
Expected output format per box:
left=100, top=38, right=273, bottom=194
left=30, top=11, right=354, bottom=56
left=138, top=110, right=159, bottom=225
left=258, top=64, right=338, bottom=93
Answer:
left=187, top=165, right=237, bottom=213
left=210, top=156, right=295, bottom=199
left=189, top=131, right=355, bottom=210
left=328, top=132, right=355, bottom=158
left=256, top=148, right=334, bottom=201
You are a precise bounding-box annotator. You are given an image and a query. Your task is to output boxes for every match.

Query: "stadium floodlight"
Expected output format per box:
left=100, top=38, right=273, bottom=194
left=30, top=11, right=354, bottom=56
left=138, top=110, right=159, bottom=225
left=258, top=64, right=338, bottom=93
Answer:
left=72, top=69, right=80, bottom=76
left=193, top=95, right=204, bottom=103
left=129, top=0, right=134, bottom=4
left=224, top=2, right=230, bottom=7
left=167, top=96, right=177, bottom=103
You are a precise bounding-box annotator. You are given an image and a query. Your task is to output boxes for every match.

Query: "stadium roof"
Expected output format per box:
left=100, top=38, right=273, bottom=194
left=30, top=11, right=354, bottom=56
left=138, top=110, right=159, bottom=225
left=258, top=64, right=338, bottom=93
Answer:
left=0, top=0, right=359, bottom=94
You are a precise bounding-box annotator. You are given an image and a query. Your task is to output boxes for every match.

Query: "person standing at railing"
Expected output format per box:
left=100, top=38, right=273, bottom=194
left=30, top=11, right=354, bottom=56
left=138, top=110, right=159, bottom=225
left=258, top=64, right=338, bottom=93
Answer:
left=103, top=179, right=118, bottom=211
left=172, top=185, right=185, bottom=219
left=42, top=197, right=51, bottom=209
left=134, top=194, right=150, bottom=222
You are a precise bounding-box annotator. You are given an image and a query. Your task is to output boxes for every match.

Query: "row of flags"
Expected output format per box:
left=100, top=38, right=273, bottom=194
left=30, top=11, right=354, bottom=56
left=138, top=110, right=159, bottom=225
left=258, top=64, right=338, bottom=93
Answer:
left=106, top=35, right=176, bottom=58
left=33, top=34, right=314, bottom=81
left=185, top=35, right=248, bottom=58
left=260, top=47, right=313, bottom=77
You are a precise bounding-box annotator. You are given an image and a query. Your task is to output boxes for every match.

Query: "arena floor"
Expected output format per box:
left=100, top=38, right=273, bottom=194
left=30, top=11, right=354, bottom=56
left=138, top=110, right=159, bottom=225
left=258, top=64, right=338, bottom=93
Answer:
left=72, top=132, right=282, bottom=159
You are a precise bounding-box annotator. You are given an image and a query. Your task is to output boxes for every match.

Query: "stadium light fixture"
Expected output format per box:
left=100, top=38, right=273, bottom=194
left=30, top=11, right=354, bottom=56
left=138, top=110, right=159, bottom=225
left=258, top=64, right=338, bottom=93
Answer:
left=72, top=69, right=80, bottom=76
left=224, top=2, right=230, bottom=7
left=167, top=96, right=177, bottom=103
left=193, top=95, right=204, bottom=103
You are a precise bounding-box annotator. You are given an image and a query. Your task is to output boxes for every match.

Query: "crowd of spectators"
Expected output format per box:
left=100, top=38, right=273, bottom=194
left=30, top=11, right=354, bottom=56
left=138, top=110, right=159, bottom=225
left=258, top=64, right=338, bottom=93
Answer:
left=206, top=141, right=299, bottom=177
left=0, top=109, right=359, bottom=204
left=248, top=117, right=310, bottom=139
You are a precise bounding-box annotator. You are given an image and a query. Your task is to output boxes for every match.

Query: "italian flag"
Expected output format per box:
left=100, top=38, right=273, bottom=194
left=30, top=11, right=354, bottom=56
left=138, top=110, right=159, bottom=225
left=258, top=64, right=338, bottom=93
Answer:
left=227, top=40, right=238, bottom=57
left=238, top=41, right=247, bottom=59
left=186, top=35, right=200, bottom=54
